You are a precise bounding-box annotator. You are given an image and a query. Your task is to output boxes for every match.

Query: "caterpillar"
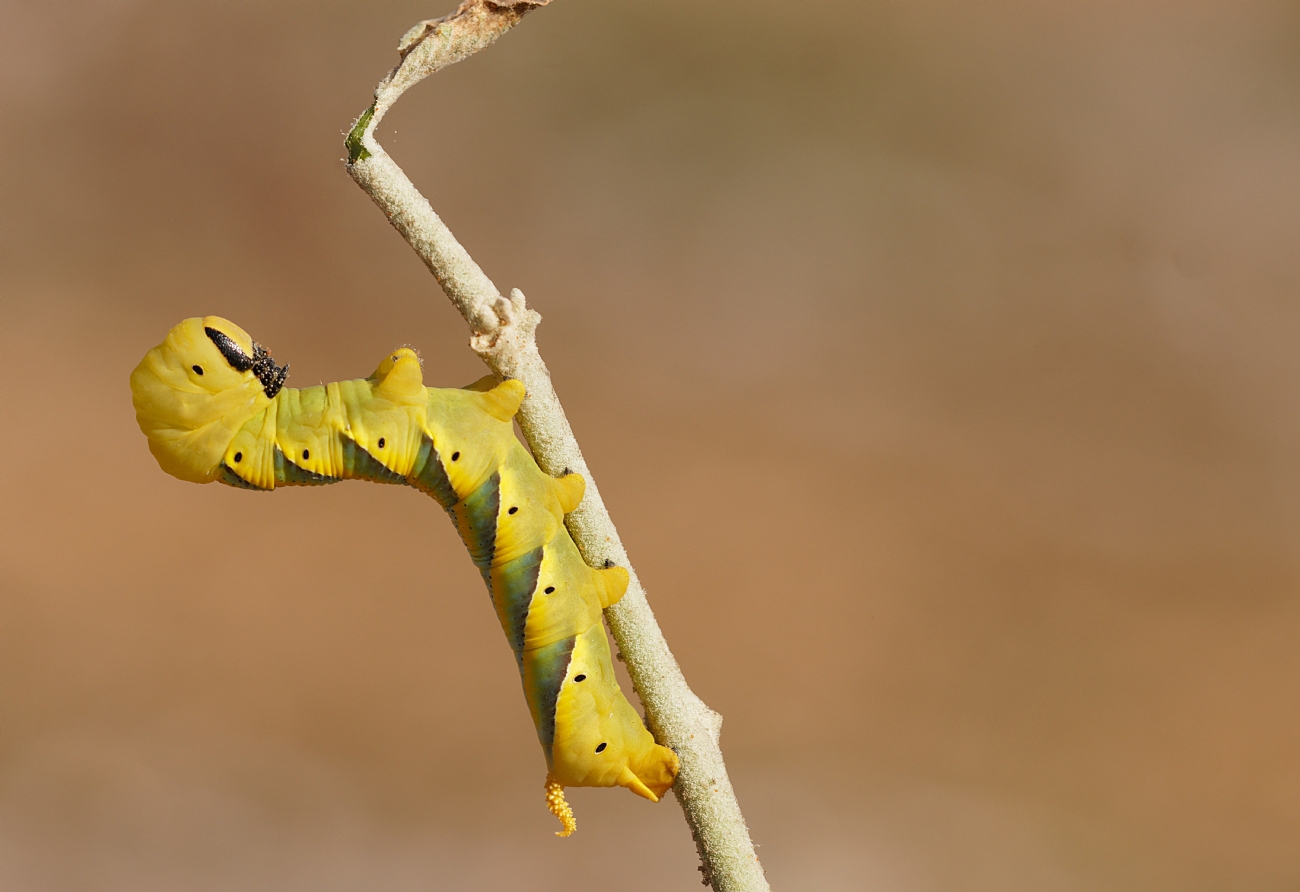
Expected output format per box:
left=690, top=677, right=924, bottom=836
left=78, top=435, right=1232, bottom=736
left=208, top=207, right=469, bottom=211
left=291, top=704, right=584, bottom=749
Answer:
left=129, top=316, right=679, bottom=835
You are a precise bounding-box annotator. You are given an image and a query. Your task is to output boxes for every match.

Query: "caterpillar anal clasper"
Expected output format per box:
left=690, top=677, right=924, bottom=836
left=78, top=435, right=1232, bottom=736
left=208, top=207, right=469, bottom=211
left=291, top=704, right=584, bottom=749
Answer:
left=130, top=317, right=679, bottom=834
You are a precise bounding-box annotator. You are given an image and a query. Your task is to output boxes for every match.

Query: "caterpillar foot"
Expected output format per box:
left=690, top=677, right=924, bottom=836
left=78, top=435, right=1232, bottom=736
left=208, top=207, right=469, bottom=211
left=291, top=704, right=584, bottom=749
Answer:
left=545, top=775, right=576, bottom=837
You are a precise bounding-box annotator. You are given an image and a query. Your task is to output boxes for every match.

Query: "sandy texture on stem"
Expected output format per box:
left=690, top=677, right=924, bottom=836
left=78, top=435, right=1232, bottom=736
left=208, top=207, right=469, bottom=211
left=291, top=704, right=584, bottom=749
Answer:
left=344, top=3, right=770, bottom=890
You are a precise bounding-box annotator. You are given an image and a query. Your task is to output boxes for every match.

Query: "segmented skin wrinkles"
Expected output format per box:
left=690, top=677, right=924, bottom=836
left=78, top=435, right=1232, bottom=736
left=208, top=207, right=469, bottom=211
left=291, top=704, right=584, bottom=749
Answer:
left=130, top=317, right=679, bottom=835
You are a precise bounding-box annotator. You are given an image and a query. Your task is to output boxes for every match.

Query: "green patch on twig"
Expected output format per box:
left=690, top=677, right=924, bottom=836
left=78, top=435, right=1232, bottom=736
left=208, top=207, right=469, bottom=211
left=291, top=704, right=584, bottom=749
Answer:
left=346, top=105, right=375, bottom=164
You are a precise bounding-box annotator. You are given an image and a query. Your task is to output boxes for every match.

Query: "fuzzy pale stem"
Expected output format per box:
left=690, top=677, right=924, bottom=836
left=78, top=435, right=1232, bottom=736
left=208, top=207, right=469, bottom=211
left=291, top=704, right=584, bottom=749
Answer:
left=344, top=3, right=770, bottom=889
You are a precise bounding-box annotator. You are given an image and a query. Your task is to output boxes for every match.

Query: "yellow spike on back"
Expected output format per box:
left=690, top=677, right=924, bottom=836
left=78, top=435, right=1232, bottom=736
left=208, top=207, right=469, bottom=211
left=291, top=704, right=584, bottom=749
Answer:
left=370, top=347, right=425, bottom=400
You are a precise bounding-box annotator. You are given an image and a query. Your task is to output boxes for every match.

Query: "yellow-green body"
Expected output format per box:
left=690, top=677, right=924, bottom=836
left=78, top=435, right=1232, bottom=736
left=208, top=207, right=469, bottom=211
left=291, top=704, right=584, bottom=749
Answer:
left=130, top=317, right=678, bottom=831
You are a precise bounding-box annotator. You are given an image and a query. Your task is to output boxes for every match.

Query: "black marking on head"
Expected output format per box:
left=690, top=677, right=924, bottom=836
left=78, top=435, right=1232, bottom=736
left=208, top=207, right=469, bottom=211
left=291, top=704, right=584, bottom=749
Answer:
left=206, top=327, right=252, bottom=372
left=573, top=674, right=586, bottom=683
left=204, top=326, right=289, bottom=398
left=192, top=365, right=203, bottom=375
left=595, top=742, right=607, bottom=754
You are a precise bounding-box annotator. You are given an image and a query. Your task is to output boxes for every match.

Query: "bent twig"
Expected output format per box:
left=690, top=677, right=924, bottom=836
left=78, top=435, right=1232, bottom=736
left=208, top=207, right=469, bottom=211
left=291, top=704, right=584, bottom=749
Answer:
left=344, top=3, right=769, bottom=890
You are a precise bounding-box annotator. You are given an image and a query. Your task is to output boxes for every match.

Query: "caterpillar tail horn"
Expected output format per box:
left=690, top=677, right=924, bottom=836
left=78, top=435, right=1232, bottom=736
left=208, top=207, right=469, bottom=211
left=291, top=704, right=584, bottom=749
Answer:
left=545, top=775, right=577, bottom=838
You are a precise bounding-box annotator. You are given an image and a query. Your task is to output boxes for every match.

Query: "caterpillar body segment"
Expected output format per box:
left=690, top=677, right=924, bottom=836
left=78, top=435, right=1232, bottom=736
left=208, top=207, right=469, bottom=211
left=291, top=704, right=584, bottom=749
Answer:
left=130, top=317, right=679, bottom=830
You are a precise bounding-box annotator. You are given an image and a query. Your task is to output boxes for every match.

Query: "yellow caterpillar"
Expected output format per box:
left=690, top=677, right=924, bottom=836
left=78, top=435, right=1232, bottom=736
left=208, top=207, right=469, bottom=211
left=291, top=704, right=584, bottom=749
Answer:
left=130, top=316, right=679, bottom=835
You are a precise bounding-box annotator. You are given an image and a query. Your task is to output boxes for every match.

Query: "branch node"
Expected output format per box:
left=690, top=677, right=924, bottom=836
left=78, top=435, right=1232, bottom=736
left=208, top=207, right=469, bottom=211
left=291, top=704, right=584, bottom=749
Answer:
left=506, top=288, right=541, bottom=336
left=468, top=290, right=540, bottom=359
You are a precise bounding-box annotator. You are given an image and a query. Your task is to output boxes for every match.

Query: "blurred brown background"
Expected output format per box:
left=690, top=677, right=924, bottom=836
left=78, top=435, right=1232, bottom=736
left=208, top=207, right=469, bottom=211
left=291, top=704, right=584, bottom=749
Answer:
left=3, top=1, right=1300, bottom=889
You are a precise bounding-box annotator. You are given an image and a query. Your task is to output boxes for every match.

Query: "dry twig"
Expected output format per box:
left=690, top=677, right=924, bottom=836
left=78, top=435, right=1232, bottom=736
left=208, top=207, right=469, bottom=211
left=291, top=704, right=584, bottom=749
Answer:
left=343, top=2, right=770, bottom=890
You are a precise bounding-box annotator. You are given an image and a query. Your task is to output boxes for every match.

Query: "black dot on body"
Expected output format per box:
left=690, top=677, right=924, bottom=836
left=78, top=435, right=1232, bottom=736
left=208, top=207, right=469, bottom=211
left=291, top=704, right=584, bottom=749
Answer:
left=451, top=451, right=460, bottom=461
left=192, top=365, right=203, bottom=375
left=507, top=506, right=518, bottom=515
left=595, top=742, right=607, bottom=753
left=378, top=438, right=385, bottom=449
left=573, top=674, right=586, bottom=683
left=234, top=452, right=242, bottom=463
left=302, top=449, right=310, bottom=460
left=544, top=586, right=555, bottom=594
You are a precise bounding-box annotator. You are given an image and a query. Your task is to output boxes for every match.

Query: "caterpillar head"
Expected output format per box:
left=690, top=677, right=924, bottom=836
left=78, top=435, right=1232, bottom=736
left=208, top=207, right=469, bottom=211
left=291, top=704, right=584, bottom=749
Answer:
left=130, top=316, right=287, bottom=483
